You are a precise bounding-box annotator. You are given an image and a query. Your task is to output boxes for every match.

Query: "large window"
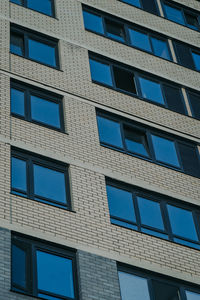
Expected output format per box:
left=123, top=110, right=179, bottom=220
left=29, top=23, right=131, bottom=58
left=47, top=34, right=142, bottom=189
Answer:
left=118, top=266, right=200, bottom=300
left=11, top=149, right=71, bottom=209
left=10, top=25, right=59, bottom=68
left=12, top=233, right=78, bottom=300
left=97, top=110, right=200, bottom=178
left=10, top=0, right=55, bottom=17
left=106, top=179, right=200, bottom=249
left=119, top=0, right=159, bottom=15
left=11, top=80, right=64, bottom=131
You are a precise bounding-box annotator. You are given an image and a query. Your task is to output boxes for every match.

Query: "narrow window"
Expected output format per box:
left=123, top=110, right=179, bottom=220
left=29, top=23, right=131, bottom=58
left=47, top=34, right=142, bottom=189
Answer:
left=105, top=19, right=125, bottom=42
left=163, top=4, right=185, bottom=25
left=120, top=0, right=141, bottom=8
left=10, top=33, right=24, bottom=56
left=185, top=13, right=199, bottom=30
left=83, top=11, right=104, bottom=34
left=187, top=91, right=200, bottom=120
left=151, top=37, right=171, bottom=60
left=138, top=77, right=165, bottom=105
left=192, top=52, right=200, bottom=71
left=128, top=28, right=151, bottom=52
left=11, top=87, right=25, bottom=117
left=89, top=58, right=113, bottom=87
left=113, top=66, right=137, bottom=94
left=124, top=126, right=149, bottom=157
left=11, top=157, right=27, bottom=196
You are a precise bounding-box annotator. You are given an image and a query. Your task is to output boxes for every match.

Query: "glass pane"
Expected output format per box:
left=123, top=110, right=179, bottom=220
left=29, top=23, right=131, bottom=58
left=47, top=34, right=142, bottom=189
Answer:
left=28, top=39, right=56, bottom=67
left=151, top=37, right=171, bottom=60
left=30, top=95, right=60, bottom=128
left=151, top=135, right=180, bottom=167
left=33, top=164, right=67, bottom=204
left=192, top=52, right=200, bottom=71
left=10, top=34, right=24, bottom=56
left=106, top=185, right=136, bottom=223
left=10, top=0, right=22, bottom=4
left=118, top=271, right=150, bottom=300
left=185, top=14, right=199, bottom=30
left=163, top=4, right=185, bottom=25
left=141, top=228, right=168, bottom=240
left=121, top=0, right=141, bottom=8
left=152, top=280, right=180, bottom=300
left=38, top=294, right=62, bottom=300
left=12, top=245, right=26, bottom=289
left=89, top=59, right=113, bottom=86
left=186, top=291, right=200, bottom=300
left=137, top=197, right=164, bottom=230
left=11, top=88, right=25, bottom=116
left=128, top=29, right=151, bottom=52
left=36, top=251, right=74, bottom=299
left=174, top=238, right=200, bottom=250
left=83, top=11, right=104, bottom=34
left=167, top=205, right=198, bottom=241
left=111, top=218, right=137, bottom=230
left=11, top=157, right=27, bottom=192
left=97, top=116, right=123, bottom=148
left=27, top=0, right=53, bottom=16
left=105, top=20, right=125, bottom=42
left=138, top=77, right=165, bottom=105
left=124, top=127, right=149, bottom=157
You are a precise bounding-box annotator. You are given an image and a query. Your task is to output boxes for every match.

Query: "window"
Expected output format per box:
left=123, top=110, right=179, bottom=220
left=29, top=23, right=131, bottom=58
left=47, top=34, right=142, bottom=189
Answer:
left=12, top=233, right=78, bottom=300
left=187, top=91, right=200, bottom=120
left=11, top=149, right=71, bottom=209
left=162, top=2, right=200, bottom=31
left=10, top=25, right=59, bottom=68
left=119, top=0, right=159, bottom=15
left=106, top=179, right=200, bottom=249
left=118, top=266, right=200, bottom=300
left=10, top=0, right=55, bottom=17
left=97, top=110, right=200, bottom=178
left=11, top=80, right=64, bottom=131
left=83, top=6, right=171, bottom=61
left=90, top=54, right=187, bottom=115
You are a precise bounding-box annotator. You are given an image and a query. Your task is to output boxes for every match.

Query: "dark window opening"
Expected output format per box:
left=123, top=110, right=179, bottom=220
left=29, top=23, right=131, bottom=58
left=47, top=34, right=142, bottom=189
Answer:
left=124, top=126, right=149, bottom=157
left=113, top=66, right=136, bottom=94
left=105, top=19, right=125, bottom=42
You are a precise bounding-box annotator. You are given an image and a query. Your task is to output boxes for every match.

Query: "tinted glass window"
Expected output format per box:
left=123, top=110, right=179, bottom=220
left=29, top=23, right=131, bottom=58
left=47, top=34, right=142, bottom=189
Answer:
left=113, top=67, right=136, bottom=94
left=139, top=77, right=165, bottom=105
left=10, top=34, right=24, bottom=56
left=10, top=0, right=22, bottom=4
left=187, top=92, right=200, bottom=120
left=128, top=29, right=151, bottom=52
left=151, top=135, right=180, bottom=167
left=28, top=39, right=56, bottom=67
left=33, top=164, right=66, bottom=204
left=121, top=0, right=141, bottom=8
left=36, top=251, right=74, bottom=299
left=83, top=11, right=104, bottom=34
left=11, top=88, right=25, bottom=117
left=30, top=95, right=60, bottom=128
left=151, top=37, right=171, bottom=60
left=192, top=52, right=200, bottom=71
left=27, top=0, right=53, bottom=16
left=124, top=127, right=149, bottom=157
left=12, top=245, right=27, bottom=289
left=105, top=19, right=125, bottom=42
left=163, top=4, right=185, bottom=25
left=11, top=157, right=27, bottom=192
left=152, top=281, right=180, bottom=300
left=118, top=271, right=150, bottom=300
left=97, top=116, right=123, bottom=148
left=186, top=291, right=200, bottom=300
left=89, top=59, right=113, bottom=86
left=185, top=13, right=199, bottom=30
left=167, top=205, right=198, bottom=241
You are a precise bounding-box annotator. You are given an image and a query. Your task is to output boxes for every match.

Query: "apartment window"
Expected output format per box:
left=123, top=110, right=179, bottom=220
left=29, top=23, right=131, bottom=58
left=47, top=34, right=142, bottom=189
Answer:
left=11, top=149, right=71, bottom=209
left=11, top=81, right=64, bottom=131
left=10, top=0, right=55, bottom=17
left=10, top=25, right=59, bottom=68
left=118, top=266, right=200, bottom=300
left=90, top=54, right=187, bottom=115
left=12, top=233, right=78, bottom=300
left=187, top=91, right=200, bottom=120
left=83, top=7, right=171, bottom=61
left=119, top=0, right=159, bottom=15
left=97, top=110, right=200, bottom=178
left=162, top=1, right=200, bottom=31
left=106, top=179, right=200, bottom=249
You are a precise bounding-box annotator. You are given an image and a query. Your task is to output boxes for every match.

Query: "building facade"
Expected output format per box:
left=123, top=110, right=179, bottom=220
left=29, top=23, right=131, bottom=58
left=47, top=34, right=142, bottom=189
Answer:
left=0, top=0, right=200, bottom=299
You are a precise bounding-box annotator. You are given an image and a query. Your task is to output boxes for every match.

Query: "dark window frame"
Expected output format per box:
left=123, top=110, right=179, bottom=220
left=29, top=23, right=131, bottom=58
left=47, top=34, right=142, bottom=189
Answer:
left=11, top=233, right=79, bottom=300
left=186, top=89, right=200, bottom=120
left=10, top=24, right=60, bottom=69
left=106, top=178, right=200, bottom=250
left=118, top=0, right=160, bottom=15
left=10, top=0, right=56, bottom=18
left=11, top=149, right=71, bottom=210
left=96, top=109, right=200, bottom=178
left=11, top=80, right=65, bottom=132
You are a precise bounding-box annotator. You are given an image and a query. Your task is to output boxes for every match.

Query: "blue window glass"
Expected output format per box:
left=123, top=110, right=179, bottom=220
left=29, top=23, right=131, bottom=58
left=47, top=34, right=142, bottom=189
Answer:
left=163, top=4, right=185, bottom=25
left=11, top=88, right=25, bottom=117
left=97, top=116, right=123, bottom=148
left=151, top=37, right=171, bottom=60
left=141, top=228, right=168, bottom=239
left=83, top=11, right=104, bottom=34
left=28, top=39, right=56, bottom=67
left=38, top=294, right=62, bottom=300
left=128, top=29, right=151, bottom=52
left=186, top=291, right=200, bottom=300
left=33, top=164, right=66, bottom=204
left=30, top=95, right=60, bottom=128
left=192, top=52, right=200, bottom=71
left=138, top=77, right=165, bottom=105
left=36, top=251, right=74, bottom=299
left=11, top=157, right=27, bottom=192
left=10, top=34, right=24, bottom=56
left=124, top=128, right=149, bottom=157
left=106, top=185, right=136, bottom=223
left=10, top=0, right=22, bottom=4
left=137, top=197, right=164, bottom=230
left=151, top=135, right=180, bottom=167
left=121, top=0, right=141, bottom=8
left=89, top=59, right=113, bottom=86
left=167, top=205, right=198, bottom=241
left=12, top=245, right=26, bottom=289
left=105, top=20, right=125, bottom=42
left=27, top=0, right=53, bottom=16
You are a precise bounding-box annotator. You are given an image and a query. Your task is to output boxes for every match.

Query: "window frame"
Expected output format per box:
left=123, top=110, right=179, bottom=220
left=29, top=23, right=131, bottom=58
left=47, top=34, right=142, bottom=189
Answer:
left=10, top=25, right=60, bottom=69
left=118, top=0, right=160, bottom=15
left=186, top=89, right=200, bottom=120
left=10, top=0, right=56, bottom=18
left=11, top=80, right=65, bottom=132
left=11, top=149, right=71, bottom=210
left=106, top=179, right=200, bottom=250
left=11, top=233, right=79, bottom=300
